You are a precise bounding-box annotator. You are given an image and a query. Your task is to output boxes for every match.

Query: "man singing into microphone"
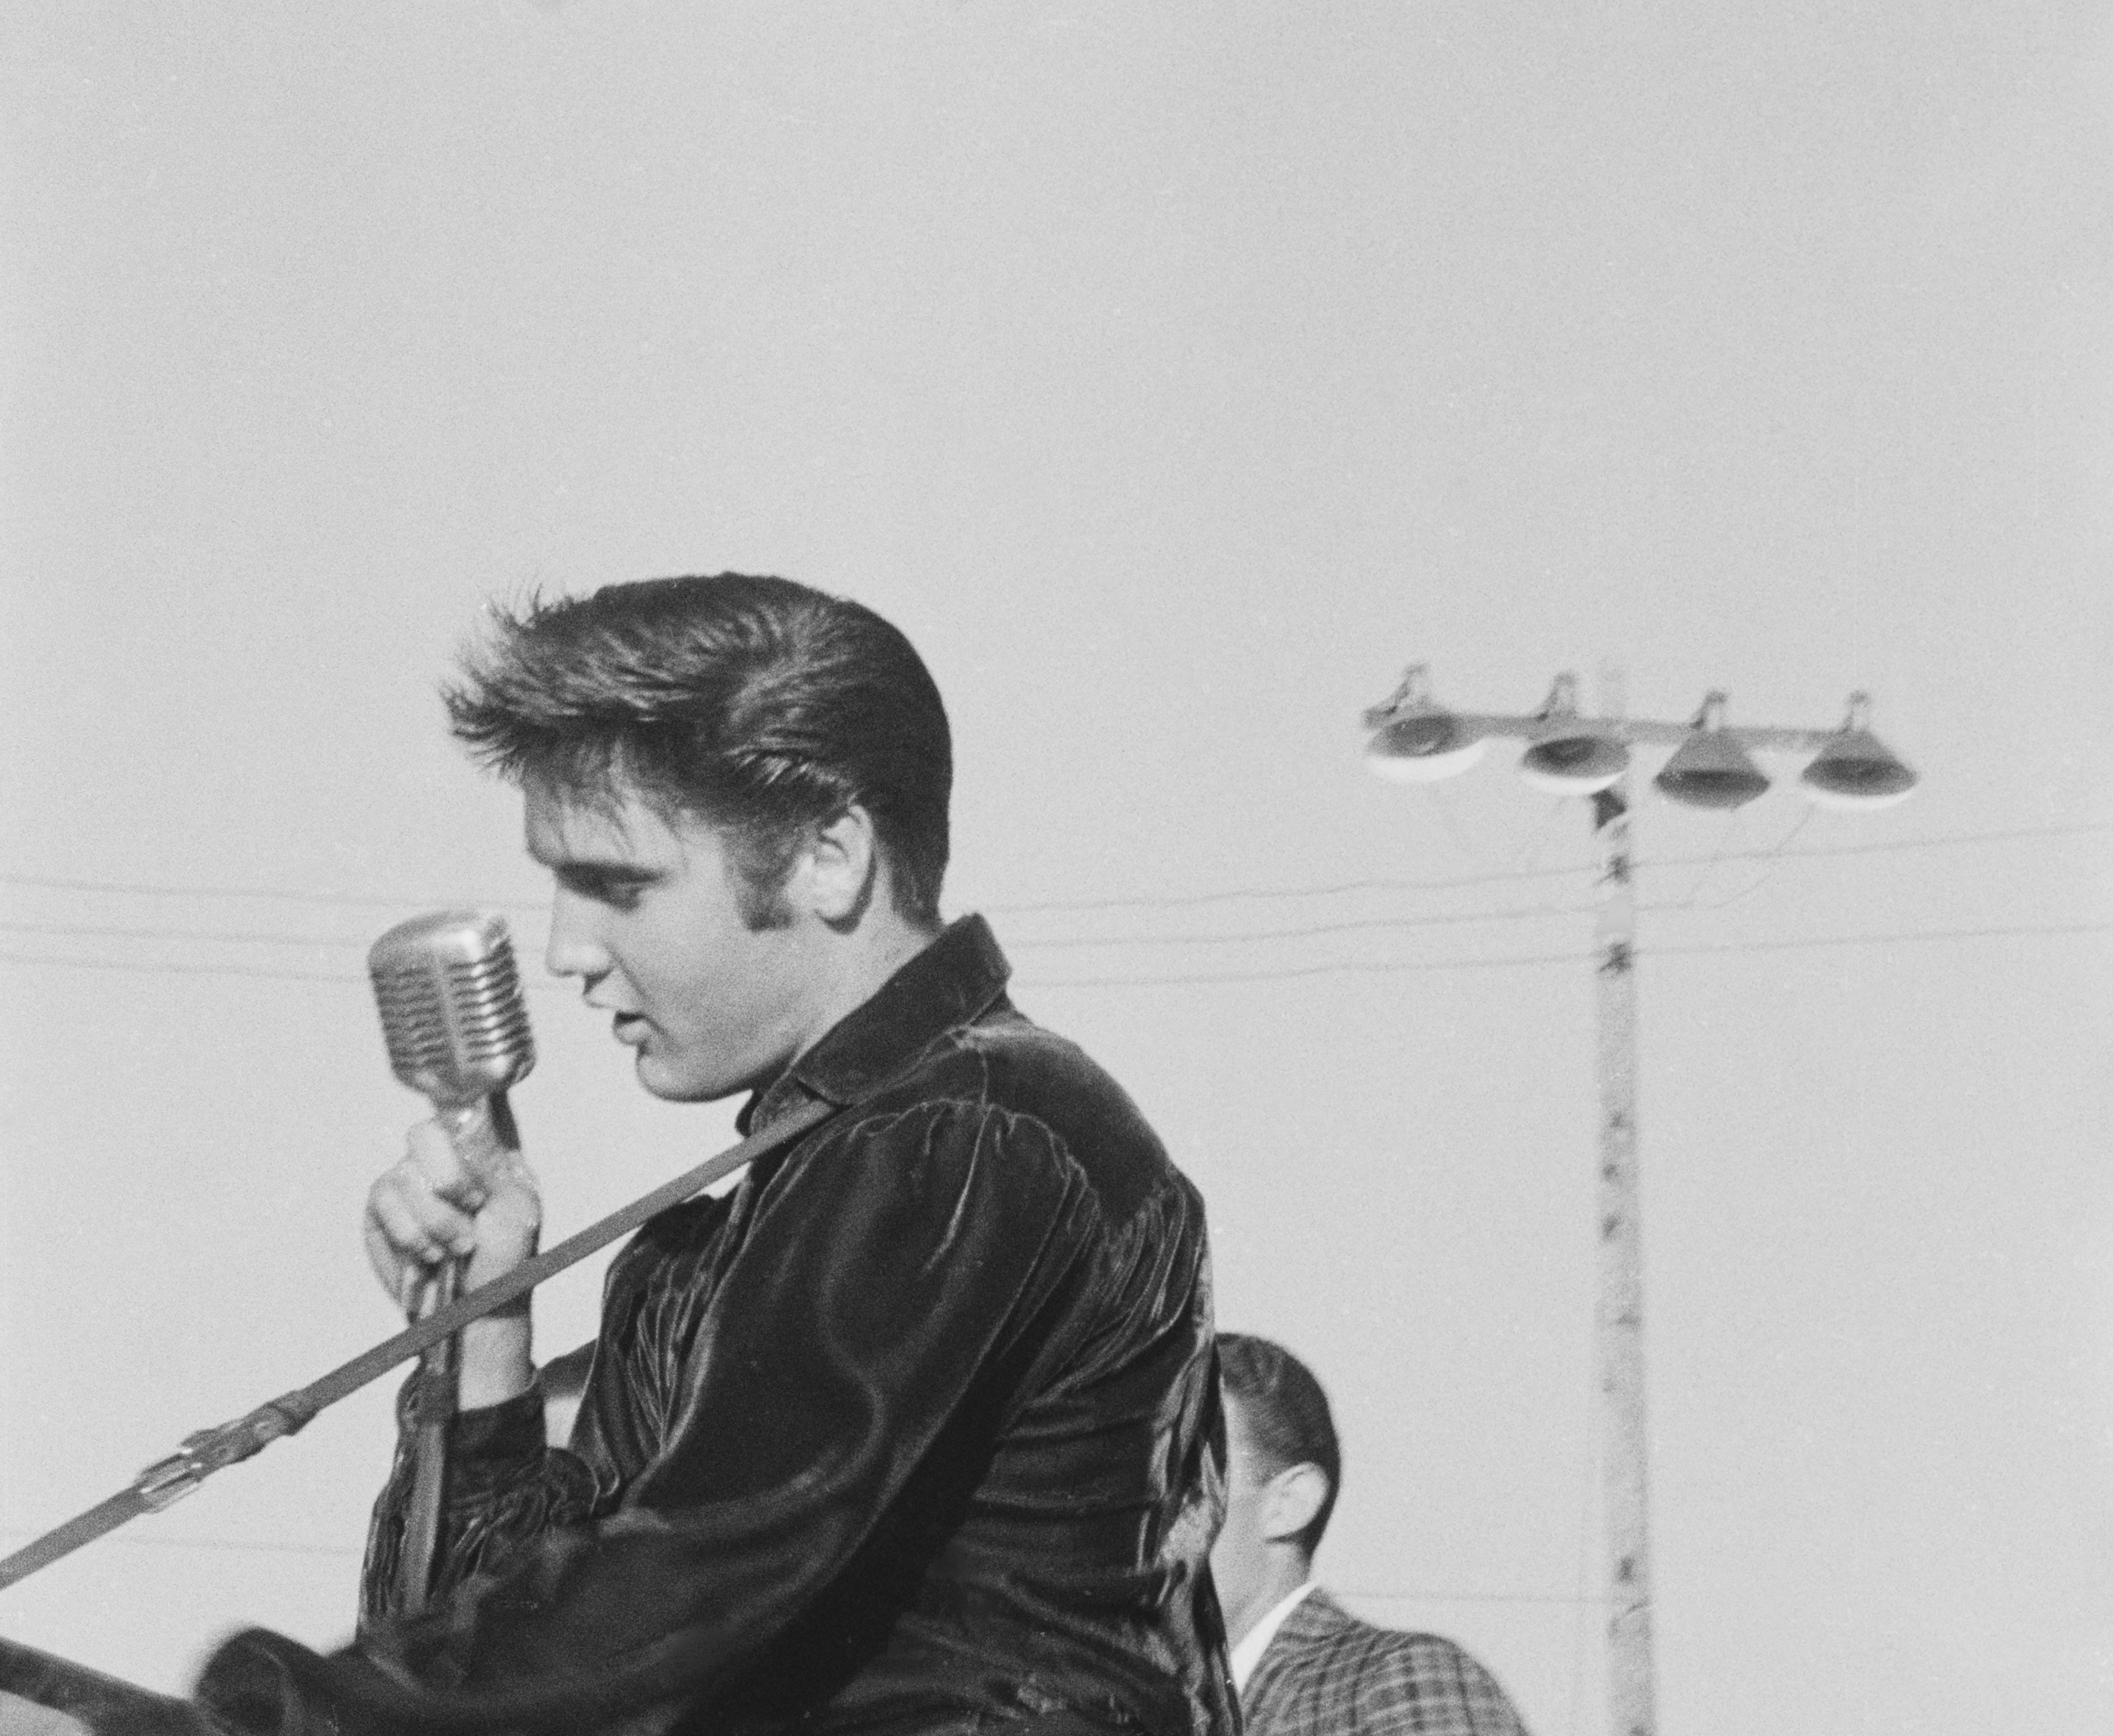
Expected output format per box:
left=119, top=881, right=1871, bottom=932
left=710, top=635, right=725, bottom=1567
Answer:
left=199, top=574, right=1233, bottom=1736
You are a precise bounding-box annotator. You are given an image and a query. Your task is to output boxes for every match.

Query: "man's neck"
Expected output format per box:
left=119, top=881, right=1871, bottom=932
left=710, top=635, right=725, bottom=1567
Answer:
left=1224, top=1551, right=1313, bottom=1647
left=785, top=907, right=941, bottom=1065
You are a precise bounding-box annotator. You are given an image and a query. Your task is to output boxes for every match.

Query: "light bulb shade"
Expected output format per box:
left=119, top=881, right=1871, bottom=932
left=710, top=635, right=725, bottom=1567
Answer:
left=1364, top=717, right=1486, bottom=783
left=1519, top=732, right=1630, bottom=796
left=1654, top=729, right=1769, bottom=809
left=1800, top=727, right=1917, bottom=810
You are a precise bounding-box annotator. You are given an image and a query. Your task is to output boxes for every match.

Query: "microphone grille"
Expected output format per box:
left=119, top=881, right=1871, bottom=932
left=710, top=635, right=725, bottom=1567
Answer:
left=367, top=910, right=536, bottom=1108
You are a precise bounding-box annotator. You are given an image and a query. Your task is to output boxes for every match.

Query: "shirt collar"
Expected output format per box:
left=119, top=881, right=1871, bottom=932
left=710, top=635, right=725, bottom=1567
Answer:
left=741, top=913, right=1012, bottom=1133
left=1230, top=1579, right=1316, bottom=1693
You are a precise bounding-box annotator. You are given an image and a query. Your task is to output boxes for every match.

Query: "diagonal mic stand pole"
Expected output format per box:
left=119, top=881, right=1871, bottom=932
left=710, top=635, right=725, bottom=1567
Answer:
left=396, top=1093, right=524, bottom=1615
left=400, top=1255, right=462, bottom=1615
left=0, top=1096, right=835, bottom=1594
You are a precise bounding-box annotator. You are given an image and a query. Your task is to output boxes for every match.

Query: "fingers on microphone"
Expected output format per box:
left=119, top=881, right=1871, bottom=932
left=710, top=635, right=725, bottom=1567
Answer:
left=407, top=1120, right=491, bottom=1215
left=370, top=1170, right=477, bottom=1264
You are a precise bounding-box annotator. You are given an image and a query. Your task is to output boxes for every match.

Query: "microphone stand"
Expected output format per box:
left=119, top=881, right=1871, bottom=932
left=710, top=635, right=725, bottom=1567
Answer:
left=400, top=1091, right=520, bottom=1614
left=400, top=1260, right=462, bottom=1613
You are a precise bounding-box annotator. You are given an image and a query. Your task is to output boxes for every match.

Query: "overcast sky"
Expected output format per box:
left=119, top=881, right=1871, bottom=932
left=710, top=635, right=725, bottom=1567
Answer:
left=3, top=6, right=2109, bottom=1733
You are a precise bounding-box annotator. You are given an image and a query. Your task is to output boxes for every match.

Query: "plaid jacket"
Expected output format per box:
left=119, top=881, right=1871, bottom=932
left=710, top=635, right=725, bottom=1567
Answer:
left=1241, top=1589, right=1531, bottom=1736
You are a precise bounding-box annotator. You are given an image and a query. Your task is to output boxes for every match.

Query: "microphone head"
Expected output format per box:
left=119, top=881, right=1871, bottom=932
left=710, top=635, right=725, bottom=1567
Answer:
left=367, top=911, right=536, bottom=1109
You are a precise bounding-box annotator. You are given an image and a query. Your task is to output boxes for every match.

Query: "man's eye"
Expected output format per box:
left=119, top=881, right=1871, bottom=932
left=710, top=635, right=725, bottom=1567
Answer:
left=559, top=875, right=646, bottom=910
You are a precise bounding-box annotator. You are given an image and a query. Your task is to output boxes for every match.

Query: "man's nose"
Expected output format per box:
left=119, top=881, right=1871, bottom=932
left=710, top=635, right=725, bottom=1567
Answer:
left=545, top=892, right=609, bottom=982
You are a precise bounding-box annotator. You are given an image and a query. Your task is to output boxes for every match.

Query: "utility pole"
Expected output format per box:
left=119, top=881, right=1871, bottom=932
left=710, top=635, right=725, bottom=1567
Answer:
left=1590, top=767, right=1654, bottom=1736
left=1361, top=670, right=1914, bottom=1736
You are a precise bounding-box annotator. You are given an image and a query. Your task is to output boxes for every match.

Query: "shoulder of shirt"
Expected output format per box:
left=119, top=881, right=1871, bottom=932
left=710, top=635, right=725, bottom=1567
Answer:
left=840, top=1008, right=1199, bottom=1225
left=1341, top=1623, right=1488, bottom=1672
left=1276, top=1595, right=1491, bottom=1677
left=612, top=1186, right=738, bottom=1272
left=1318, top=1612, right=1519, bottom=1730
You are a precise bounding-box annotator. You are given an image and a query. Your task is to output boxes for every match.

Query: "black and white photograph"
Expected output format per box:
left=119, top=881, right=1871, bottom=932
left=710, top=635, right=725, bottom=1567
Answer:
left=1, top=7, right=2107, bottom=1735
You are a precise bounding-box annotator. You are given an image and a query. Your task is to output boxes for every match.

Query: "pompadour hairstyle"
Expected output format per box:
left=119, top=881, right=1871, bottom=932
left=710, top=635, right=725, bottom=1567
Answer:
left=444, top=574, right=951, bottom=926
left=1216, top=1332, right=1343, bottom=1557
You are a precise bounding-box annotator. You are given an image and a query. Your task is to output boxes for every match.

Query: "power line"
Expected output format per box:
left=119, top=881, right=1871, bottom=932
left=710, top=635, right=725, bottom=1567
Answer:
left=0, top=946, right=1584, bottom=986
left=0, top=1524, right=1602, bottom=1596
left=4, top=920, right=2104, bottom=990
left=991, top=861, right=1593, bottom=914
left=35, top=914, right=2113, bottom=993
left=1011, top=904, right=1601, bottom=950
left=1643, top=819, right=2106, bottom=873
left=0, top=864, right=1593, bottom=914
left=0, top=902, right=1612, bottom=954
left=0, top=950, right=575, bottom=991
left=1651, top=920, right=2112, bottom=958
left=1021, top=949, right=1594, bottom=987
left=2, top=819, right=2101, bottom=919
left=0, top=871, right=539, bottom=913
left=989, top=820, right=2109, bottom=914
left=1016, top=920, right=2111, bottom=989
left=3, top=882, right=2100, bottom=956
left=0, top=918, right=377, bottom=950
left=955, top=891, right=2101, bottom=952
left=0, top=875, right=539, bottom=912
left=0, top=951, right=364, bottom=983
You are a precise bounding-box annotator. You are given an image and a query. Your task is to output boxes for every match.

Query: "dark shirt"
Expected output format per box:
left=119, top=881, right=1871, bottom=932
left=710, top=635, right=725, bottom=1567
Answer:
left=202, top=917, right=1235, bottom=1736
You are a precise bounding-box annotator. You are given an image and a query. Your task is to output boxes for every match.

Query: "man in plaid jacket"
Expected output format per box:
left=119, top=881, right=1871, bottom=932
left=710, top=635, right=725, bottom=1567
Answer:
left=1212, top=1335, right=1531, bottom=1736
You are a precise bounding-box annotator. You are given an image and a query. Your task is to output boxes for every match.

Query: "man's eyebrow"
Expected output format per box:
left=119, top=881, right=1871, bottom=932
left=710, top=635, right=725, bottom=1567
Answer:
left=529, top=853, right=663, bottom=886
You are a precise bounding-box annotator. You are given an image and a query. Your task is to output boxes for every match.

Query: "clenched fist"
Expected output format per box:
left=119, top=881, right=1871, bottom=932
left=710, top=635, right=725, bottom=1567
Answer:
left=362, top=1113, right=542, bottom=1409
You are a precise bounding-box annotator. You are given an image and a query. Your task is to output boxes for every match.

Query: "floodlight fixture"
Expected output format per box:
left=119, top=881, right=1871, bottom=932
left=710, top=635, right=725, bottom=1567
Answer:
left=1362, top=664, right=1487, bottom=783
left=1800, top=692, right=1918, bottom=810
left=1518, top=671, right=1630, bottom=796
left=1654, top=692, right=1770, bottom=810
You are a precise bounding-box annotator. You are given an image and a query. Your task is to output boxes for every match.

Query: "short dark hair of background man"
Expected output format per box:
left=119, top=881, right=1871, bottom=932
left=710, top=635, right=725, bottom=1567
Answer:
left=1212, top=1333, right=1533, bottom=1736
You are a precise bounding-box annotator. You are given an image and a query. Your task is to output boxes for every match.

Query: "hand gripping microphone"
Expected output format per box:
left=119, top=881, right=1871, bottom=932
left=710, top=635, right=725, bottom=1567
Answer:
left=366, top=909, right=536, bottom=1612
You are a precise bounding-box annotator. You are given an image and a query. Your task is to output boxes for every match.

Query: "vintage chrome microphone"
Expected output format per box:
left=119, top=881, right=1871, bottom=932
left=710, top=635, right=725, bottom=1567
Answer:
left=367, top=910, right=536, bottom=1612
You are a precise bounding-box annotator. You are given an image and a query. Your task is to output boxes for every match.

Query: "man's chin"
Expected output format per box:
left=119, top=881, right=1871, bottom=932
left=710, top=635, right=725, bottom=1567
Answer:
left=634, top=1051, right=736, bottom=1104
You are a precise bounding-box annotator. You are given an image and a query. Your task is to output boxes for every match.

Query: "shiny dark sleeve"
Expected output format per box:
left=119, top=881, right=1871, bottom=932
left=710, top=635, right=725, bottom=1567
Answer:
left=357, top=1195, right=726, bottom=1632
left=358, top=1099, right=1098, bottom=1714
left=357, top=1386, right=603, bottom=1633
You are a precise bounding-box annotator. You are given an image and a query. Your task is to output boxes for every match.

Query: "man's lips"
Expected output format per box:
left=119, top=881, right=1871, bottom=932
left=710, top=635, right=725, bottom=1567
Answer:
left=611, top=1013, right=650, bottom=1046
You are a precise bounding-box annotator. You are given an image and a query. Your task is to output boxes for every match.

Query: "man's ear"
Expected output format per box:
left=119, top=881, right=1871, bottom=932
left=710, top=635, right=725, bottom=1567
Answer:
left=1259, top=1462, right=1330, bottom=1546
left=801, top=805, right=879, bottom=926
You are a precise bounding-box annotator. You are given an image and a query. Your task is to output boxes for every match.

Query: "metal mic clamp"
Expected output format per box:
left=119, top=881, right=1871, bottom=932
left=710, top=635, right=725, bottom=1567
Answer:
left=131, top=1398, right=317, bottom=1512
